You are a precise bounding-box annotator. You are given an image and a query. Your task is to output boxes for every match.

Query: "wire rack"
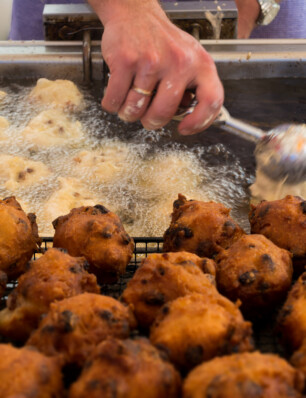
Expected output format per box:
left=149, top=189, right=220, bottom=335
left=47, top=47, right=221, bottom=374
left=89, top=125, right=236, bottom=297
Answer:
left=1, top=236, right=285, bottom=356
left=3, top=237, right=164, bottom=304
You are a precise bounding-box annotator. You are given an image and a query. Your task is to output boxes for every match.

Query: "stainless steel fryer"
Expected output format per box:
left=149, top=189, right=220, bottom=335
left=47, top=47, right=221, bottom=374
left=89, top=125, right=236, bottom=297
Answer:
left=0, top=38, right=306, bottom=358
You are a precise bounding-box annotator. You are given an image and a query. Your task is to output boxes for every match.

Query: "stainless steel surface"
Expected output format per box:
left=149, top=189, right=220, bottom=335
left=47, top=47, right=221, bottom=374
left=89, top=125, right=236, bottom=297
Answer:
left=0, top=40, right=305, bottom=81
left=43, top=2, right=238, bottom=40
left=82, top=30, right=92, bottom=84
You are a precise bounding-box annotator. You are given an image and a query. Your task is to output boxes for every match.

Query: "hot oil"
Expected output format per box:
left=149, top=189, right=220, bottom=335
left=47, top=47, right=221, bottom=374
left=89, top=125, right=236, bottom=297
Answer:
left=0, top=79, right=252, bottom=236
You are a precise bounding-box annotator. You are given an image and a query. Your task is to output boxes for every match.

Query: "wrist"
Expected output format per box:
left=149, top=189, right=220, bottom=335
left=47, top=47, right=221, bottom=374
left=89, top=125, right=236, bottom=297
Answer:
left=88, top=0, right=165, bottom=26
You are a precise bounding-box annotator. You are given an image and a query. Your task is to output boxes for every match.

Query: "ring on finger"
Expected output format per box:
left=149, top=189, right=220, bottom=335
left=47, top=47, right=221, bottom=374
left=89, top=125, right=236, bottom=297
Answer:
left=132, top=85, right=153, bottom=97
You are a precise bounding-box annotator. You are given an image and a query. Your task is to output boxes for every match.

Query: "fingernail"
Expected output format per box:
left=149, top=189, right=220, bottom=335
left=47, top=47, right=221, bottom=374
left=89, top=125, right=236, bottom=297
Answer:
left=144, top=120, right=164, bottom=130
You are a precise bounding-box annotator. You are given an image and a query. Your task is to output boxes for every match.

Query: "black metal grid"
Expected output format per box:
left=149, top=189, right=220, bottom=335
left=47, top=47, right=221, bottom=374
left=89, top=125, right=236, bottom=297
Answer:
left=2, top=237, right=164, bottom=304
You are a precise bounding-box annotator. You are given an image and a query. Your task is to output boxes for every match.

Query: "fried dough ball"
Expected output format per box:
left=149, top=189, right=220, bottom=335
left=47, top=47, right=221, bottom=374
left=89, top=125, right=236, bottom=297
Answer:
left=0, top=154, right=52, bottom=191
left=150, top=292, right=254, bottom=373
left=0, top=344, right=63, bottom=398
left=53, top=205, right=134, bottom=283
left=136, top=152, right=203, bottom=198
left=68, top=338, right=181, bottom=398
left=28, top=78, right=84, bottom=111
left=122, top=252, right=217, bottom=330
left=0, top=91, right=7, bottom=101
left=0, top=196, right=40, bottom=280
left=0, top=271, right=7, bottom=299
left=215, top=234, right=293, bottom=316
left=72, top=141, right=133, bottom=184
left=42, top=177, right=102, bottom=235
left=0, top=116, right=9, bottom=140
left=27, top=293, right=137, bottom=367
left=0, top=248, right=99, bottom=342
left=163, top=194, right=245, bottom=258
left=249, top=195, right=306, bottom=274
left=22, top=109, right=83, bottom=147
left=183, top=352, right=305, bottom=398
left=291, top=340, right=306, bottom=378
left=278, top=272, right=306, bottom=352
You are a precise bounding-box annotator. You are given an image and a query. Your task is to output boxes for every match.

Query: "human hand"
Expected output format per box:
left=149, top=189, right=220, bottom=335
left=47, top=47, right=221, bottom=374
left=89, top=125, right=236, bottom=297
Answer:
left=235, top=0, right=260, bottom=38
left=91, top=0, right=224, bottom=135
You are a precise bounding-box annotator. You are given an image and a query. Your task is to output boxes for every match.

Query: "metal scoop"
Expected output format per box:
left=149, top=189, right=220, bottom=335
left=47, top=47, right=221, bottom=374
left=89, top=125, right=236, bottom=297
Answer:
left=173, top=105, right=306, bottom=184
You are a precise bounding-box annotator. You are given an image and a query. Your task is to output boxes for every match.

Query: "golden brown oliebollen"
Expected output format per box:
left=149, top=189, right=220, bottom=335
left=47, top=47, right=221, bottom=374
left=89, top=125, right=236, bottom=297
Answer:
left=27, top=293, right=137, bottom=367
left=150, top=292, right=254, bottom=373
left=122, top=252, right=217, bottom=330
left=68, top=338, right=181, bottom=398
left=291, top=339, right=306, bottom=379
left=53, top=205, right=134, bottom=283
left=0, top=344, right=63, bottom=398
left=0, top=196, right=40, bottom=280
left=183, top=352, right=305, bottom=398
left=0, top=248, right=99, bottom=343
left=249, top=195, right=306, bottom=275
left=215, top=234, right=293, bottom=317
left=163, top=194, right=245, bottom=258
left=278, top=272, right=306, bottom=353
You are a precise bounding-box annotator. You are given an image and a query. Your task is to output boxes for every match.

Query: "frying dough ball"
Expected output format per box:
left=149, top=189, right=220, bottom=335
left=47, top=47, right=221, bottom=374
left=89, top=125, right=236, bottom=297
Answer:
left=250, top=170, right=306, bottom=203
left=22, top=109, right=83, bottom=147
left=122, top=252, right=217, bottom=330
left=216, top=234, right=293, bottom=316
left=249, top=195, right=306, bottom=274
left=0, top=116, right=9, bottom=139
left=136, top=152, right=203, bottom=198
left=72, top=141, right=133, bottom=183
left=27, top=293, right=136, bottom=367
left=0, top=196, right=40, bottom=280
left=0, top=248, right=100, bottom=342
left=28, top=78, right=84, bottom=111
left=68, top=338, right=181, bottom=398
left=0, top=154, right=52, bottom=191
left=183, top=352, right=305, bottom=398
left=53, top=205, right=134, bottom=283
left=150, top=293, right=253, bottom=373
left=278, top=272, right=306, bottom=352
left=0, top=344, right=63, bottom=398
left=42, top=177, right=102, bottom=234
left=0, top=91, right=7, bottom=101
left=163, top=194, right=245, bottom=258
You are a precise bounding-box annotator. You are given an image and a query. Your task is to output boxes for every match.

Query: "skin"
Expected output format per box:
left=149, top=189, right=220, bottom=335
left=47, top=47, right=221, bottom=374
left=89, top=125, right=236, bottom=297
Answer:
left=87, top=0, right=269, bottom=134
left=88, top=0, right=224, bottom=135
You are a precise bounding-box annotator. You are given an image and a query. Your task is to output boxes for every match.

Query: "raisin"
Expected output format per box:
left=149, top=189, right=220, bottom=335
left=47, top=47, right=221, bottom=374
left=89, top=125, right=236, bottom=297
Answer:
left=239, top=270, right=258, bottom=285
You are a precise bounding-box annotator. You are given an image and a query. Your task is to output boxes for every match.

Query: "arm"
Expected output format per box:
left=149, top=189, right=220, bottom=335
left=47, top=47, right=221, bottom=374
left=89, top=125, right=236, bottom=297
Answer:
left=235, top=0, right=260, bottom=38
left=87, top=0, right=224, bottom=135
left=235, top=0, right=282, bottom=38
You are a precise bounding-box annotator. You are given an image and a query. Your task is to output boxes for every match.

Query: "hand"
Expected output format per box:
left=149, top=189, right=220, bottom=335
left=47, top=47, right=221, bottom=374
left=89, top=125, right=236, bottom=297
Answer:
left=235, top=0, right=260, bottom=38
left=91, top=0, right=224, bottom=135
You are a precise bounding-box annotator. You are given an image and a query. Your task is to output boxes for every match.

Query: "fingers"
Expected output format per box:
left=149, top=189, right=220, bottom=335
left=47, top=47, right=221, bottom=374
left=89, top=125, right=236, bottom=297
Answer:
left=177, top=68, right=224, bottom=135
left=117, top=73, right=158, bottom=122
left=101, top=68, right=134, bottom=114
left=140, top=78, right=186, bottom=130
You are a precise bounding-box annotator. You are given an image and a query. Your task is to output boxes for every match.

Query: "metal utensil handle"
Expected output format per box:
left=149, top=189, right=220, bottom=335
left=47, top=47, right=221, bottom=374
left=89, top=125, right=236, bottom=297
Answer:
left=215, top=107, right=265, bottom=143
left=173, top=103, right=265, bottom=143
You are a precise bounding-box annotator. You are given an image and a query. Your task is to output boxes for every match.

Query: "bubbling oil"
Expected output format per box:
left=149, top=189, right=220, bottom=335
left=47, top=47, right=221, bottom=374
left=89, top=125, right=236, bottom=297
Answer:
left=0, top=80, right=251, bottom=236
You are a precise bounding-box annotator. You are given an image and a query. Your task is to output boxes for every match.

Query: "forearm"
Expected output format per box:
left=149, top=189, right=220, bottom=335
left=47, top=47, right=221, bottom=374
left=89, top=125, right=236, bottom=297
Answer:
left=87, top=0, right=164, bottom=25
